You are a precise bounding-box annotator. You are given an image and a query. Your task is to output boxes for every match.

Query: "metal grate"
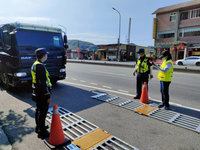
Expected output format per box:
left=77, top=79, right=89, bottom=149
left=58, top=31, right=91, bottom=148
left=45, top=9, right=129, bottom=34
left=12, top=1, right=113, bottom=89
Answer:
left=121, top=101, right=144, bottom=111
left=109, top=97, right=132, bottom=106
left=91, top=136, right=139, bottom=150
left=95, top=94, right=119, bottom=102
left=171, top=114, right=200, bottom=133
left=148, top=109, right=179, bottom=122
left=46, top=107, right=99, bottom=141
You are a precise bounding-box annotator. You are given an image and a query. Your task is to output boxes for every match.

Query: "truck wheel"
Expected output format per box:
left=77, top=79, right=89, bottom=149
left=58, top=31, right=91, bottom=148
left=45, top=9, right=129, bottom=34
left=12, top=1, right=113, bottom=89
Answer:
left=196, top=62, right=200, bottom=66
left=2, top=73, right=10, bottom=90
left=178, top=62, right=183, bottom=65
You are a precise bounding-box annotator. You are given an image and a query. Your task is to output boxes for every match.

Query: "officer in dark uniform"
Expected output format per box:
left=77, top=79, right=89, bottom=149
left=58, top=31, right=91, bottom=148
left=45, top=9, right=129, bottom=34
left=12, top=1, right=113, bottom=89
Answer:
left=133, top=48, right=153, bottom=99
left=31, top=48, right=52, bottom=139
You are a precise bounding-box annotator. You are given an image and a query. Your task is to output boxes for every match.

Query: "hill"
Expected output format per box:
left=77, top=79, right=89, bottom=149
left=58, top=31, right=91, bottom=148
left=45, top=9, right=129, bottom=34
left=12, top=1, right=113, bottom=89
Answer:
left=68, top=40, right=97, bottom=51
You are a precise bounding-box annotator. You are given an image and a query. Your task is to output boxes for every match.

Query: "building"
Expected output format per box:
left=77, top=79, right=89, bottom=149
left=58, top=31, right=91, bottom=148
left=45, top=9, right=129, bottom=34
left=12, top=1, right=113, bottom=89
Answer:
left=97, top=44, right=151, bottom=61
left=67, top=48, right=95, bottom=60
left=153, top=0, right=200, bottom=60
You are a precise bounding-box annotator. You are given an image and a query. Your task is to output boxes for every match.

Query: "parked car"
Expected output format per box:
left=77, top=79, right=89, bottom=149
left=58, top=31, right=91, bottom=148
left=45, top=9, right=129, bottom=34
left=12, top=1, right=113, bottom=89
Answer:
left=176, top=56, right=200, bottom=66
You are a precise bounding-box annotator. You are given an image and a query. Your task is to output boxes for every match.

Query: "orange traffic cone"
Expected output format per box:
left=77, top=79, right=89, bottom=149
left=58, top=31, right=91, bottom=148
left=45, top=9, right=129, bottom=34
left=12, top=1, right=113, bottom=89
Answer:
left=140, top=82, right=149, bottom=104
left=45, top=105, right=70, bottom=148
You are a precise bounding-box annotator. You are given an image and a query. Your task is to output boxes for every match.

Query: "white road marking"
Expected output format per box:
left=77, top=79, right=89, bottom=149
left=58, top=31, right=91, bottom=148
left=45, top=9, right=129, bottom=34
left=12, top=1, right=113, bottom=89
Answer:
left=90, top=83, right=98, bottom=85
left=60, top=81, right=200, bottom=112
left=71, top=78, right=77, bottom=81
left=102, top=85, right=112, bottom=89
left=80, top=80, right=86, bottom=83
left=93, top=71, right=126, bottom=76
left=118, top=89, right=129, bottom=93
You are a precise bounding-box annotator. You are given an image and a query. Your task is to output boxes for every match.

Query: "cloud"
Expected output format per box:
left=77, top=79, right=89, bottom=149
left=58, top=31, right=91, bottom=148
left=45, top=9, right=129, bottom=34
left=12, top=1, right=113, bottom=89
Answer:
left=68, top=32, right=117, bottom=44
left=0, top=16, right=53, bottom=24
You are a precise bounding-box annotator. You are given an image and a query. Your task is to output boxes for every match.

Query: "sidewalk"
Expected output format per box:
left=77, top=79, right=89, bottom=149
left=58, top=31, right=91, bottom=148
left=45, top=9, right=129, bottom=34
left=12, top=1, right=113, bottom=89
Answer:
left=67, top=59, right=200, bottom=73
left=0, top=127, right=12, bottom=150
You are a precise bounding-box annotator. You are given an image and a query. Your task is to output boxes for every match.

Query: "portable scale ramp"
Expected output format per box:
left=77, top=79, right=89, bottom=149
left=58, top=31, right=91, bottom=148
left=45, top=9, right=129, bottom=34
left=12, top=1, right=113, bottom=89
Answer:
left=92, top=93, right=200, bottom=134
left=46, top=106, right=139, bottom=150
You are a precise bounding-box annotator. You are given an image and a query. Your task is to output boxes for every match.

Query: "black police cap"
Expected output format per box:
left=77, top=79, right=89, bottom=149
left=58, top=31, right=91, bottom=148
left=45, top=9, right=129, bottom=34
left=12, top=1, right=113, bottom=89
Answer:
left=137, top=48, right=145, bottom=54
left=35, top=48, right=48, bottom=57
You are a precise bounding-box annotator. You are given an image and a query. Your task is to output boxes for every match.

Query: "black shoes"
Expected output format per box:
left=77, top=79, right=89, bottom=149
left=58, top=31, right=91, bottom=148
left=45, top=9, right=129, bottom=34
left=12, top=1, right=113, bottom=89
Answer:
left=133, top=96, right=140, bottom=99
left=35, top=125, right=49, bottom=133
left=158, top=104, right=164, bottom=108
left=38, top=130, right=50, bottom=139
left=158, top=104, right=170, bottom=110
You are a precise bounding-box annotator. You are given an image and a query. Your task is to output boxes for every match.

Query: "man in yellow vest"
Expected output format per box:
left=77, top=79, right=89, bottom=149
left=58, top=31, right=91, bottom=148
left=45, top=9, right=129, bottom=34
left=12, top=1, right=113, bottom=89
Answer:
left=153, top=50, right=173, bottom=110
left=133, top=48, right=153, bottom=99
left=31, top=48, right=52, bottom=139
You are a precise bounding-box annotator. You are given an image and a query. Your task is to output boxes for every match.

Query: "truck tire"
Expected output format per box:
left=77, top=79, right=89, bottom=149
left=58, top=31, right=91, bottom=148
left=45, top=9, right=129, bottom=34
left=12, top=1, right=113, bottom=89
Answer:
left=2, top=73, right=10, bottom=90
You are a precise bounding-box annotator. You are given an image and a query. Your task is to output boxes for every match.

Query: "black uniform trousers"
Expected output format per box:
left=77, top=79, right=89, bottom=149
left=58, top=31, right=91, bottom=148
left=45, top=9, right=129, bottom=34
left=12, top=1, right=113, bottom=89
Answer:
left=35, top=95, right=49, bottom=133
left=136, top=73, right=149, bottom=98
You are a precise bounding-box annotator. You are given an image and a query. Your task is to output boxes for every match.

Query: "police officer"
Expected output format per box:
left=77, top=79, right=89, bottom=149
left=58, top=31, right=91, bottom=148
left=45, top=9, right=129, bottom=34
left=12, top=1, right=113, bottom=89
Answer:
left=153, top=50, right=173, bottom=110
left=31, top=48, right=52, bottom=139
left=133, top=48, right=153, bottom=99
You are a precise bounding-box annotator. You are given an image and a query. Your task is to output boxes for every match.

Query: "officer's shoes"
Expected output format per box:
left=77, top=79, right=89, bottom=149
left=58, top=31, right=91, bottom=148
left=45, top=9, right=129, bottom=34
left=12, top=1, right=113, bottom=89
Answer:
left=133, top=96, right=140, bottom=99
left=38, top=131, right=49, bottom=139
left=35, top=125, right=49, bottom=133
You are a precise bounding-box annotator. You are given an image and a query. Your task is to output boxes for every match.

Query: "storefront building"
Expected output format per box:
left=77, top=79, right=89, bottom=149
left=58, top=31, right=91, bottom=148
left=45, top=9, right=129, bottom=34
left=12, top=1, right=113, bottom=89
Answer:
left=153, top=0, right=200, bottom=60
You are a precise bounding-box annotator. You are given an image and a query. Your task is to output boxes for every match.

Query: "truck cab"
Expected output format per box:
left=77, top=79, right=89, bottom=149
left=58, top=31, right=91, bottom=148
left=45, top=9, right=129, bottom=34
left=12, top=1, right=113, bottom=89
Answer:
left=0, top=23, right=68, bottom=89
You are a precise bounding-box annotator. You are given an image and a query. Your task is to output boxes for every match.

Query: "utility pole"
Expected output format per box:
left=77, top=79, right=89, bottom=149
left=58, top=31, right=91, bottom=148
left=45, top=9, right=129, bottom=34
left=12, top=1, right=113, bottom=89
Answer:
left=127, top=17, right=131, bottom=45
left=112, top=7, right=121, bottom=62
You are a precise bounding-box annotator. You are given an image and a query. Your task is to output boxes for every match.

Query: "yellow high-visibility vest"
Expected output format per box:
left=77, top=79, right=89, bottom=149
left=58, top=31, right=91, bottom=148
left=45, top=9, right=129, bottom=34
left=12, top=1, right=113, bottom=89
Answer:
left=136, top=58, right=149, bottom=73
left=31, top=60, right=52, bottom=87
left=157, top=60, right=173, bottom=82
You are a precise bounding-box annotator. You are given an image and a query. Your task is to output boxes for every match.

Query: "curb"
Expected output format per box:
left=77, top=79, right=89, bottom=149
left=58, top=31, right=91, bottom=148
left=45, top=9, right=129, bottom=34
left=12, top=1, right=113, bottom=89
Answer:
left=0, top=127, right=12, bottom=150
left=67, top=60, right=200, bottom=73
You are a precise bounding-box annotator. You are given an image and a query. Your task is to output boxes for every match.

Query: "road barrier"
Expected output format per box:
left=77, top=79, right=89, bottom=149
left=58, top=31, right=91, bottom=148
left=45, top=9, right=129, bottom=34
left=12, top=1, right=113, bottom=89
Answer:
left=92, top=93, right=200, bottom=134
left=46, top=106, right=138, bottom=150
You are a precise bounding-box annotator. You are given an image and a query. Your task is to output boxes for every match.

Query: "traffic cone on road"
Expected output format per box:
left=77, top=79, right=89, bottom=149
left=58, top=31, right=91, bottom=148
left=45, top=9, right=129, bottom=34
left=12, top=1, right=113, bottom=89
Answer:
left=140, top=82, right=149, bottom=104
left=45, top=105, right=70, bottom=148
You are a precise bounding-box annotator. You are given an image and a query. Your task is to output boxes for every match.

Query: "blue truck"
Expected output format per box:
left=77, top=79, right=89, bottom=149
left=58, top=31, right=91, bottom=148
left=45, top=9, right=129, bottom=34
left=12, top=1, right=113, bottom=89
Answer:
left=0, top=23, right=68, bottom=89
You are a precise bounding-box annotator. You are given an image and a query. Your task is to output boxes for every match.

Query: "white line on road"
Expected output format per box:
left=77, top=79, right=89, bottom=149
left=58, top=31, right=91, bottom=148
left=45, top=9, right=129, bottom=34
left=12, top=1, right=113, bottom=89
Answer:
left=118, top=89, right=129, bottom=93
left=80, top=80, right=86, bottom=83
left=71, top=78, right=77, bottom=81
left=90, top=83, right=98, bottom=85
left=102, top=85, right=112, bottom=89
left=93, top=71, right=126, bottom=77
left=60, top=81, right=200, bottom=112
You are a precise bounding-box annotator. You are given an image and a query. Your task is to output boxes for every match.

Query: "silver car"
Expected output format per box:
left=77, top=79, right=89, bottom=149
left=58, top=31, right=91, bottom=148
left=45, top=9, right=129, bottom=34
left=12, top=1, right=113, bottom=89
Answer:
left=176, top=56, right=200, bottom=66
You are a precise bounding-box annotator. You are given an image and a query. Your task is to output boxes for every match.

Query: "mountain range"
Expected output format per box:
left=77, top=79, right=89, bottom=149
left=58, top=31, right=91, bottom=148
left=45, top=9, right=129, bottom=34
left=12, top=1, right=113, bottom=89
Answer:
left=67, top=40, right=97, bottom=51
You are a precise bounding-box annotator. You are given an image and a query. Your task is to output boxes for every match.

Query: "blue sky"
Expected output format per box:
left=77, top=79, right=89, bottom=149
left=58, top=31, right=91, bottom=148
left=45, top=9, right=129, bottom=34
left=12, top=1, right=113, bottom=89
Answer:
left=0, top=0, right=190, bottom=46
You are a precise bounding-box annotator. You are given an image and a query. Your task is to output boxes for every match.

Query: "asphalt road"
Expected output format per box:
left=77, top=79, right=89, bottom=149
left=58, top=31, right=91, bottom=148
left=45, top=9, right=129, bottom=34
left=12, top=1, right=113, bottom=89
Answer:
left=0, top=63, right=200, bottom=150
left=65, top=63, right=200, bottom=110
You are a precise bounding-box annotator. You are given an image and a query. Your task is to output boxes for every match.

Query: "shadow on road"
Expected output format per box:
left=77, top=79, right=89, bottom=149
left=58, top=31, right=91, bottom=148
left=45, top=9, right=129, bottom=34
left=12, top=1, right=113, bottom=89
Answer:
left=0, top=110, right=34, bottom=145
left=0, top=81, right=104, bottom=115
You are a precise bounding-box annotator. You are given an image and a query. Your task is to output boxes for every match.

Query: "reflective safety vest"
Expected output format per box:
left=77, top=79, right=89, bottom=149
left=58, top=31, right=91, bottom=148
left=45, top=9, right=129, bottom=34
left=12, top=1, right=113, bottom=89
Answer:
left=157, top=60, right=173, bottom=82
left=31, top=60, right=52, bottom=87
left=136, top=58, right=149, bottom=73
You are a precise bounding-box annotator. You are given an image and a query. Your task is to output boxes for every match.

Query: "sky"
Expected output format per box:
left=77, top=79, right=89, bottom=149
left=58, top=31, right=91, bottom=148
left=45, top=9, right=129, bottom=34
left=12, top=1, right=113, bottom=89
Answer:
left=0, top=0, right=191, bottom=46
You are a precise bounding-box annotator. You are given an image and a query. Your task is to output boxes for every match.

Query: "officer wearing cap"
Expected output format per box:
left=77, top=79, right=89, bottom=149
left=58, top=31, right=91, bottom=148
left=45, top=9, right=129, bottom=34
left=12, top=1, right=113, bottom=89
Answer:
left=133, top=48, right=153, bottom=99
left=152, top=50, right=173, bottom=110
left=31, top=48, right=52, bottom=139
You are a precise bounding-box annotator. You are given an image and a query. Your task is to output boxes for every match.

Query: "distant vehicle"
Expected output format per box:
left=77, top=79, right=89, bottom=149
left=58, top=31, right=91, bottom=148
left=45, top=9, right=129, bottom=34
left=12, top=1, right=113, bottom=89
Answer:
left=176, top=56, right=200, bottom=66
left=0, top=23, right=68, bottom=89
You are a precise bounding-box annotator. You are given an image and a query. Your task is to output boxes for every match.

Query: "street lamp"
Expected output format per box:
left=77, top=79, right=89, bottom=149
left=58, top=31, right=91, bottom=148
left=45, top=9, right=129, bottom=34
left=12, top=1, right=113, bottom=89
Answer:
left=112, top=7, right=121, bottom=62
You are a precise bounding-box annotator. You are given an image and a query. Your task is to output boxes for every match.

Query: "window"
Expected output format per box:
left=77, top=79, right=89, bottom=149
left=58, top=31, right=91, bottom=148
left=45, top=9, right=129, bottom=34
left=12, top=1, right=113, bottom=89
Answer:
left=170, top=13, right=176, bottom=22
left=184, top=31, right=200, bottom=37
left=159, top=33, right=175, bottom=39
left=180, top=11, right=189, bottom=20
left=191, top=9, right=200, bottom=18
left=3, top=31, right=11, bottom=48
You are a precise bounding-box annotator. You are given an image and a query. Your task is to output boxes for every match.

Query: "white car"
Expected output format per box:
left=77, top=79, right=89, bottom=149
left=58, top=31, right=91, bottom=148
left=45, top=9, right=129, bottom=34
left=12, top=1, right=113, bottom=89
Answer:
left=176, top=56, right=200, bottom=66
